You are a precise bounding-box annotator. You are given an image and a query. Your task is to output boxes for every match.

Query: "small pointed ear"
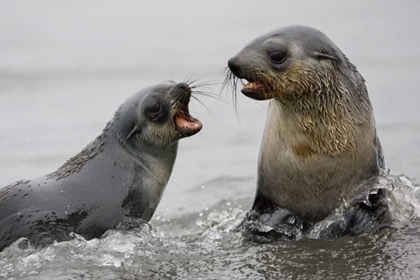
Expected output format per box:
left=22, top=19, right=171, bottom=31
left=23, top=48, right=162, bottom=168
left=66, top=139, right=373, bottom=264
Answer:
left=126, top=126, right=138, bottom=141
left=314, top=52, right=337, bottom=61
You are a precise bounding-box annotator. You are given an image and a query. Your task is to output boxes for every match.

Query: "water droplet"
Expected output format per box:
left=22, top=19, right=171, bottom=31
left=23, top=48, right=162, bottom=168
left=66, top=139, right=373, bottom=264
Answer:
left=200, top=185, right=205, bottom=189
left=199, top=213, right=203, bottom=217
left=174, top=178, right=178, bottom=182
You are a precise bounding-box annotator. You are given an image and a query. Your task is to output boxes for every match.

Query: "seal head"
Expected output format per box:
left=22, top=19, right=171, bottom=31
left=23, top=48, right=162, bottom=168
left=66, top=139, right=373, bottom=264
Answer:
left=123, top=82, right=202, bottom=145
left=226, top=25, right=385, bottom=225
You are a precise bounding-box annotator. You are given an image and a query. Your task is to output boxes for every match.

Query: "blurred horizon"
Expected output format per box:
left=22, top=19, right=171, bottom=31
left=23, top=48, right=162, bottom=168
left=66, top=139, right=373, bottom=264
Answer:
left=1, top=0, right=420, bottom=208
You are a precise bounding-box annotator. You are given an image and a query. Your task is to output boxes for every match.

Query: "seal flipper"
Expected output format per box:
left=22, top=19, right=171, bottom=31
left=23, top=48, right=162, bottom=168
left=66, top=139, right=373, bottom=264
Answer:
left=240, top=194, right=311, bottom=242
left=346, top=189, right=391, bottom=234
left=318, top=189, right=392, bottom=238
left=241, top=209, right=310, bottom=242
left=243, top=191, right=391, bottom=241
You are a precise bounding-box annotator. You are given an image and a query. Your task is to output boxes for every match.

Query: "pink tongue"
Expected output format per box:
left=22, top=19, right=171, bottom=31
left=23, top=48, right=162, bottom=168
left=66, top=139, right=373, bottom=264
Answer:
left=176, top=115, right=200, bottom=129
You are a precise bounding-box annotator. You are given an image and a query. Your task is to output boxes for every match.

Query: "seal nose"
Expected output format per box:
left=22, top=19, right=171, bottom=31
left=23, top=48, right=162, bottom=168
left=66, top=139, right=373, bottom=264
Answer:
left=227, top=57, right=242, bottom=77
left=175, top=82, right=190, bottom=92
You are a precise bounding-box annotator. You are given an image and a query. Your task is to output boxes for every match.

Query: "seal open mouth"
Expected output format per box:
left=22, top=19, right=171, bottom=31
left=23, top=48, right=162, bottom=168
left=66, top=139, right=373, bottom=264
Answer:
left=175, top=109, right=202, bottom=135
left=226, top=57, right=274, bottom=101
left=173, top=86, right=202, bottom=137
left=240, top=79, right=273, bottom=100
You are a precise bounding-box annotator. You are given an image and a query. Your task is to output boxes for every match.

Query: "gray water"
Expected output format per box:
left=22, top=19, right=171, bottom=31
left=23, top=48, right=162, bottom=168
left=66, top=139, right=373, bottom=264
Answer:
left=1, top=1, right=420, bottom=279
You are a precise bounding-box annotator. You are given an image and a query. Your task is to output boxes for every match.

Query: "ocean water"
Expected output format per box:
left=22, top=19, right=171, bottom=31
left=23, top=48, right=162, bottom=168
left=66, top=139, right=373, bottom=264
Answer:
left=1, top=1, right=420, bottom=279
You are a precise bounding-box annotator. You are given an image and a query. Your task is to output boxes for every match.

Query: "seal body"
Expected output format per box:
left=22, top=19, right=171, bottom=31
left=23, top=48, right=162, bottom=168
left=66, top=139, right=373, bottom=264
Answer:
left=0, top=81, right=202, bottom=251
left=227, top=25, right=387, bottom=227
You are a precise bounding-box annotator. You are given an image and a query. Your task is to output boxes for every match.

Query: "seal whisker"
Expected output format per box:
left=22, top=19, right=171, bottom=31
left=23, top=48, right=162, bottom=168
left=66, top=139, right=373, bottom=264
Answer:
left=221, top=68, right=240, bottom=115
left=190, top=81, right=219, bottom=90
left=191, top=95, right=215, bottom=117
left=184, top=72, right=205, bottom=86
left=193, top=90, right=231, bottom=105
left=191, top=88, right=220, bottom=97
left=184, top=74, right=218, bottom=90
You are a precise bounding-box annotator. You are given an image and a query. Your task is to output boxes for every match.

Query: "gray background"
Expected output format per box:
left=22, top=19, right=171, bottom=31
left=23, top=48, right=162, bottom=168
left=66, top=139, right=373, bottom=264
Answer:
left=1, top=0, right=419, bottom=217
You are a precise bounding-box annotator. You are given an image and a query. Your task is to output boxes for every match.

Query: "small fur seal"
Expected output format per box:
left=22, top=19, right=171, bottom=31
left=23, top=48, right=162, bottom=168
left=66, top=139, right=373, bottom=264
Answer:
left=0, top=81, right=203, bottom=251
left=225, top=25, right=390, bottom=238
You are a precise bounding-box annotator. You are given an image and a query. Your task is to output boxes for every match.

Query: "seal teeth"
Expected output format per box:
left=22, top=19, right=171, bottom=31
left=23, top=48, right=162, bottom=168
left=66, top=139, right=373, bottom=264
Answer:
left=242, top=80, right=259, bottom=90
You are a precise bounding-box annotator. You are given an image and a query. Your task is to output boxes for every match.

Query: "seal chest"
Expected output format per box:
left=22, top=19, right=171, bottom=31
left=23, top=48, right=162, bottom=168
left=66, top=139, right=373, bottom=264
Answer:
left=226, top=25, right=384, bottom=223
left=0, top=81, right=203, bottom=251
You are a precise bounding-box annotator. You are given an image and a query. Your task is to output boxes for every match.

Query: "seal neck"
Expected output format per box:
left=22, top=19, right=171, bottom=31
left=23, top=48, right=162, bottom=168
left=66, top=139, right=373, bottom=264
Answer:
left=107, top=115, right=178, bottom=187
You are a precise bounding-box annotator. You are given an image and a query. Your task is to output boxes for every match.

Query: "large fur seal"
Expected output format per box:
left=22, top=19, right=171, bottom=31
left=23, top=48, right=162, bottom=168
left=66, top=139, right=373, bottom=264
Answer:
left=0, top=81, right=202, bottom=251
left=225, top=25, right=390, bottom=237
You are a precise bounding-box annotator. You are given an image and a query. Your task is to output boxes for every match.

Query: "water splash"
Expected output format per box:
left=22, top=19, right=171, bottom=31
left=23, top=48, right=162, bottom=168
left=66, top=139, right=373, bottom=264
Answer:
left=1, top=173, right=420, bottom=279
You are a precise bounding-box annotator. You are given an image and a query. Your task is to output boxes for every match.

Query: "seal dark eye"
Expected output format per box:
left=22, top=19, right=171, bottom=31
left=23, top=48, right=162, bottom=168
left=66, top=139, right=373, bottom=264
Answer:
left=268, top=51, right=287, bottom=64
left=149, top=102, right=164, bottom=121
left=150, top=103, right=161, bottom=114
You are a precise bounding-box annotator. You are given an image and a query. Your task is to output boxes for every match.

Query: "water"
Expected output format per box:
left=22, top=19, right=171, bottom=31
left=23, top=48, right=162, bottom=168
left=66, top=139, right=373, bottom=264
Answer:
left=1, top=0, right=420, bottom=279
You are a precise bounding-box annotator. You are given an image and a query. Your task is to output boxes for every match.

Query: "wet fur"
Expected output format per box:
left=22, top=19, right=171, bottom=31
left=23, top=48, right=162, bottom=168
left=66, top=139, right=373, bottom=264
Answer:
left=0, top=81, right=208, bottom=251
left=225, top=25, right=387, bottom=235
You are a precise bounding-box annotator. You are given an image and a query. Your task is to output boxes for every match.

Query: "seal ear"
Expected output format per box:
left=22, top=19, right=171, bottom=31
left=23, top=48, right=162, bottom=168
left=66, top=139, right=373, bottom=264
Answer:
left=314, top=51, right=337, bottom=61
left=126, top=126, right=139, bottom=141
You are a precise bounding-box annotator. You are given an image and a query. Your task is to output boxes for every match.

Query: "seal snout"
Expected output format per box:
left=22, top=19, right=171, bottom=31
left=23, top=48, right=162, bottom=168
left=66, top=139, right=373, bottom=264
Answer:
left=227, top=56, right=273, bottom=101
left=175, top=82, right=191, bottom=92
left=227, top=57, right=244, bottom=78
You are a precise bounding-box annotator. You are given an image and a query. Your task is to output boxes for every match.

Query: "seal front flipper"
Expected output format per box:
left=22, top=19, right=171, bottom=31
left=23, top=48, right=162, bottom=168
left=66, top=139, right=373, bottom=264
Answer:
left=345, top=189, right=391, bottom=234
left=240, top=194, right=311, bottom=242
left=317, top=189, right=392, bottom=238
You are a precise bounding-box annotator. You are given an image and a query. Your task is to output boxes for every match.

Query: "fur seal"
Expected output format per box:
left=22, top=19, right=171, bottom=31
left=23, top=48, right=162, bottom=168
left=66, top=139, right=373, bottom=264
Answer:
left=225, top=25, right=390, bottom=236
left=0, top=81, right=202, bottom=251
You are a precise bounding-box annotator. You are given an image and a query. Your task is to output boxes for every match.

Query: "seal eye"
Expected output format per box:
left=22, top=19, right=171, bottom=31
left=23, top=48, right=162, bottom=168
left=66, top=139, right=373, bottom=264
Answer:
left=268, top=51, right=287, bottom=64
left=149, top=102, right=163, bottom=121
left=150, top=103, right=161, bottom=114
